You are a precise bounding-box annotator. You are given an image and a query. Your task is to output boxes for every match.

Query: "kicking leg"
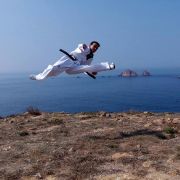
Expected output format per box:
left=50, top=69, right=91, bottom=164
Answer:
left=66, top=62, right=115, bottom=74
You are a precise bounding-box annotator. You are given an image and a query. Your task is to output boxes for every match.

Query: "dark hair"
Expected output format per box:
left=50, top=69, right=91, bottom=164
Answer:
left=90, top=41, right=100, bottom=47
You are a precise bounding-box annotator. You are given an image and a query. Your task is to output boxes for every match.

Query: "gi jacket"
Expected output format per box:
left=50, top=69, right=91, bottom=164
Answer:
left=71, top=44, right=94, bottom=65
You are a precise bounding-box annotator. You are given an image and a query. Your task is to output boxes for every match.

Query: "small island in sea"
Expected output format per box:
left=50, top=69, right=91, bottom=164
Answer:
left=119, top=69, right=138, bottom=77
left=119, top=69, right=151, bottom=77
left=142, top=70, right=151, bottom=76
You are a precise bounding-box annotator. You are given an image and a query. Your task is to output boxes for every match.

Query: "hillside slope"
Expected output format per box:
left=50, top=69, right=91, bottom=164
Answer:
left=0, top=111, right=180, bottom=180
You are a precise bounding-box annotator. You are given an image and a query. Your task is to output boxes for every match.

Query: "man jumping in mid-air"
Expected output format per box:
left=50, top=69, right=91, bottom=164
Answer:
left=30, top=41, right=115, bottom=80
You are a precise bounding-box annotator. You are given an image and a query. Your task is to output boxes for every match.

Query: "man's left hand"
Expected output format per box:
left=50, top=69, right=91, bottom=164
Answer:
left=92, top=72, right=97, bottom=75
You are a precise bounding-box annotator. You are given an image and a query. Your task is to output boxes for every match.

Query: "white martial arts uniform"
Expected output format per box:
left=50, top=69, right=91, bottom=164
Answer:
left=30, top=44, right=115, bottom=80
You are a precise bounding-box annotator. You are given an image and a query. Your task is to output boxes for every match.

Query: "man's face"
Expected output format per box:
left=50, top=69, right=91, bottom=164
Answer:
left=90, top=43, right=99, bottom=53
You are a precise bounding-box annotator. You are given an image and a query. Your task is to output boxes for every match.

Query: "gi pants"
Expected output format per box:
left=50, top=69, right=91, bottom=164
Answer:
left=31, top=57, right=112, bottom=80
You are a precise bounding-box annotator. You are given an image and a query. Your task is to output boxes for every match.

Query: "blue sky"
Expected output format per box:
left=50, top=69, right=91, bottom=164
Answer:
left=0, top=0, right=180, bottom=73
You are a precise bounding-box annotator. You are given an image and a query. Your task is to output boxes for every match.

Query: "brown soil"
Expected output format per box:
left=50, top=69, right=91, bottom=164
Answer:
left=0, top=111, right=180, bottom=180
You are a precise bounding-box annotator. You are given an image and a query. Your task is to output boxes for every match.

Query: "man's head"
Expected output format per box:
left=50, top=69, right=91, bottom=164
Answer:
left=89, top=41, right=100, bottom=53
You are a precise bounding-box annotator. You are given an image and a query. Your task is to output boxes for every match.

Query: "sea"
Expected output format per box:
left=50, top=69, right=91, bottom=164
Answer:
left=0, top=71, right=179, bottom=117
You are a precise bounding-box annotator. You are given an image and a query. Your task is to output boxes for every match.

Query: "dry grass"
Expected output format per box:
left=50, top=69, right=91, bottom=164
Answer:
left=26, top=106, right=41, bottom=116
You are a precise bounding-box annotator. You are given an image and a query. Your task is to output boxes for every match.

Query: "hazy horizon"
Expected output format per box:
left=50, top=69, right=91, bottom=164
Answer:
left=0, top=67, right=179, bottom=76
left=0, top=0, right=180, bottom=73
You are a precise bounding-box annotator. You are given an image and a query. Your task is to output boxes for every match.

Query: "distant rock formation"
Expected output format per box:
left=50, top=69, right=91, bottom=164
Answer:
left=120, top=69, right=138, bottom=77
left=142, top=70, right=151, bottom=76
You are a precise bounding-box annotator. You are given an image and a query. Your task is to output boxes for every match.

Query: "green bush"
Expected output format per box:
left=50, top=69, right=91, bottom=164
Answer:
left=163, top=126, right=176, bottom=134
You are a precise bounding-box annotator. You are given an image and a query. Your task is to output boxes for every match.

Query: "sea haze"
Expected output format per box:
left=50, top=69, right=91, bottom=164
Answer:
left=0, top=73, right=179, bottom=116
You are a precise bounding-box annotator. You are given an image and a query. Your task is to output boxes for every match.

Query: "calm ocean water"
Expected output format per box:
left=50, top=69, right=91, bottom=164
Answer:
left=0, top=73, right=179, bottom=116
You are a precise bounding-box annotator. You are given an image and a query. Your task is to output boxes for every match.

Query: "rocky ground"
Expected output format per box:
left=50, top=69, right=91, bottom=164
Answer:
left=0, top=110, right=180, bottom=180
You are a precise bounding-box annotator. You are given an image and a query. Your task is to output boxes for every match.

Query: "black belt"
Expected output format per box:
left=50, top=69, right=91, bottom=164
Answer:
left=59, top=49, right=77, bottom=61
left=59, top=49, right=96, bottom=79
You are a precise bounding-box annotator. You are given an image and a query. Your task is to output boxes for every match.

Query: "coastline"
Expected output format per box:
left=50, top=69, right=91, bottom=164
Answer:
left=0, top=111, right=179, bottom=179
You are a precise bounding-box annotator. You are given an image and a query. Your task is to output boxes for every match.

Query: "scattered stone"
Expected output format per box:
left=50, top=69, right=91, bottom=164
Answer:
left=142, top=161, right=153, bottom=168
left=2, top=146, right=11, bottom=151
left=34, top=173, right=42, bottom=179
left=172, top=118, right=179, bottom=124
left=111, top=152, right=133, bottom=160
left=156, top=127, right=163, bottom=131
left=105, top=113, right=111, bottom=118
left=99, top=111, right=107, bottom=117
left=144, top=122, right=152, bottom=127
left=110, top=113, right=117, bottom=118
left=153, top=119, right=163, bottom=125
left=143, top=111, right=154, bottom=115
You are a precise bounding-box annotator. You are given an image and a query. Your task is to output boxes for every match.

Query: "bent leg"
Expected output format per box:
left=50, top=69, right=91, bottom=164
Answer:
left=30, top=57, right=76, bottom=80
left=30, top=65, right=65, bottom=80
left=66, top=62, right=115, bottom=74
